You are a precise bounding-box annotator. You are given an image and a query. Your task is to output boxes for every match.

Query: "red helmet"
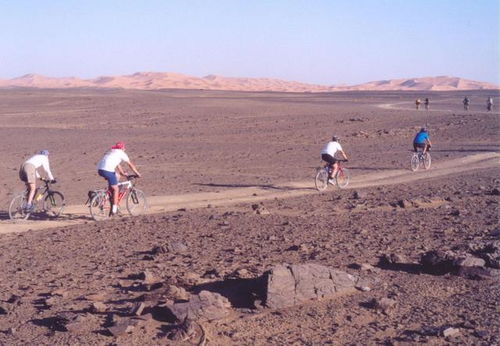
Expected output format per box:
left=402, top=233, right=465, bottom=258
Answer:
left=111, top=142, right=125, bottom=150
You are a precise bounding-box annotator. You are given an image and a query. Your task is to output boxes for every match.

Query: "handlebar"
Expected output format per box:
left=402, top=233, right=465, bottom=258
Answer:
left=126, top=174, right=140, bottom=180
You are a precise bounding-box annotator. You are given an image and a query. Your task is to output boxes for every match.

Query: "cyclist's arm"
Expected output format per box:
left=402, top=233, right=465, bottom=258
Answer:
left=42, top=157, right=55, bottom=180
left=127, top=161, right=142, bottom=178
left=116, top=164, right=127, bottom=177
left=426, top=138, right=432, bottom=146
left=340, top=150, right=348, bottom=160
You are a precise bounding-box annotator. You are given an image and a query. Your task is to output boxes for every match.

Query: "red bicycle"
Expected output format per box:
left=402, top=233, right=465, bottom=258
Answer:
left=315, top=159, right=350, bottom=192
left=88, top=175, right=147, bottom=221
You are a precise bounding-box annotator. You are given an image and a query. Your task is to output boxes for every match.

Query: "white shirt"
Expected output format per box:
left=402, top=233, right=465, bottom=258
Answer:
left=97, top=149, right=130, bottom=172
left=25, top=154, right=54, bottom=180
left=320, top=141, right=343, bottom=157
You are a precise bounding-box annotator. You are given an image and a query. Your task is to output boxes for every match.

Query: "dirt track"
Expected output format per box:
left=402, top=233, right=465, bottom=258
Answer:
left=1, top=152, right=498, bottom=234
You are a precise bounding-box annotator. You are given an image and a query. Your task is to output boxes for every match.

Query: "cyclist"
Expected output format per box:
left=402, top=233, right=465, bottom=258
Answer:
left=487, top=97, right=493, bottom=111
left=97, top=142, right=141, bottom=216
left=320, top=136, right=348, bottom=184
left=18, top=150, right=56, bottom=212
left=415, top=98, right=421, bottom=110
left=413, top=127, right=432, bottom=154
left=424, top=98, right=430, bottom=110
left=463, top=97, right=470, bottom=110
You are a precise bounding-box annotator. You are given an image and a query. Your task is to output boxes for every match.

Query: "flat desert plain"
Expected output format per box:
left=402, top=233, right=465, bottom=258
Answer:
left=0, top=88, right=499, bottom=345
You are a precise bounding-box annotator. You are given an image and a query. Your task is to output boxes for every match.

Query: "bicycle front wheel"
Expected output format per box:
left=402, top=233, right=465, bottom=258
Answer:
left=126, top=188, right=148, bottom=216
left=9, top=194, right=30, bottom=220
left=336, top=168, right=350, bottom=189
left=43, top=191, right=65, bottom=217
left=315, top=168, right=329, bottom=192
left=423, top=153, right=431, bottom=170
left=89, top=191, right=110, bottom=221
left=410, top=154, right=420, bottom=172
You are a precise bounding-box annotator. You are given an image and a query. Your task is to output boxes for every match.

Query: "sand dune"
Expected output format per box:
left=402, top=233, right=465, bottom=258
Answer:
left=0, top=72, right=497, bottom=92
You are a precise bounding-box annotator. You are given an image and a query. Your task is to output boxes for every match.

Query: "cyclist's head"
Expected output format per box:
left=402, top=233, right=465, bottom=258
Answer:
left=420, top=127, right=427, bottom=132
left=332, top=136, right=339, bottom=142
left=112, top=142, right=126, bottom=150
left=39, top=150, right=49, bottom=156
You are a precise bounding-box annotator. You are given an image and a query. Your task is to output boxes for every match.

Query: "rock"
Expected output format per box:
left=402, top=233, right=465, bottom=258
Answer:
left=51, top=288, right=69, bottom=298
left=265, top=263, right=358, bottom=309
left=397, top=200, right=412, bottom=208
left=166, top=285, right=190, bottom=301
left=45, top=297, right=58, bottom=306
left=252, top=204, right=270, bottom=215
left=442, top=327, right=460, bottom=337
left=352, top=190, right=366, bottom=200
left=139, top=270, right=156, bottom=284
left=130, top=302, right=146, bottom=316
left=90, top=301, right=107, bottom=313
left=356, top=286, right=371, bottom=292
left=168, top=317, right=196, bottom=341
left=0, top=306, right=7, bottom=315
left=165, top=290, right=231, bottom=321
left=490, top=188, right=500, bottom=196
left=108, top=321, right=135, bottom=337
left=151, top=245, right=167, bottom=255
left=6, top=294, right=20, bottom=304
left=420, top=250, right=456, bottom=275
left=490, top=228, right=500, bottom=237
left=454, top=255, right=486, bottom=268
left=381, top=253, right=406, bottom=264
left=372, top=297, right=396, bottom=313
left=168, top=241, right=189, bottom=253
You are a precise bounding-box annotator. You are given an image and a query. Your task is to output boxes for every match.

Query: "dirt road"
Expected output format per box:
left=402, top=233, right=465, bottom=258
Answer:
left=1, top=152, right=497, bottom=234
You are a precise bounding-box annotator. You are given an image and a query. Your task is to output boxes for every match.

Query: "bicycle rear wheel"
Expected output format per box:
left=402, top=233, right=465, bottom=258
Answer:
left=315, top=168, right=329, bottom=192
left=9, top=193, right=30, bottom=220
left=410, top=154, right=420, bottom=171
left=126, top=188, right=148, bottom=216
left=89, top=191, right=110, bottom=221
left=43, top=191, right=65, bottom=217
left=336, top=168, right=350, bottom=189
left=423, top=153, right=431, bottom=170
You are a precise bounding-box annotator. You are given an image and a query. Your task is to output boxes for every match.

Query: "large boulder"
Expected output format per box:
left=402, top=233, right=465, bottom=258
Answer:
left=265, top=263, right=358, bottom=309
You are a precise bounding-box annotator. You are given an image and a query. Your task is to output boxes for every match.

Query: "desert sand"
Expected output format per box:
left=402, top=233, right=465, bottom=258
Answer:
left=0, top=73, right=498, bottom=92
left=0, top=88, right=499, bottom=345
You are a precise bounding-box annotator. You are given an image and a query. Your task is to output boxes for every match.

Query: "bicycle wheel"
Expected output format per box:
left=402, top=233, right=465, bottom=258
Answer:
left=89, top=191, right=110, bottom=221
left=126, top=188, right=148, bottom=216
left=43, top=191, right=65, bottom=217
left=9, top=193, right=30, bottom=220
left=423, top=152, right=432, bottom=170
left=410, top=154, right=420, bottom=171
left=315, top=168, right=329, bottom=192
left=336, top=168, right=350, bottom=189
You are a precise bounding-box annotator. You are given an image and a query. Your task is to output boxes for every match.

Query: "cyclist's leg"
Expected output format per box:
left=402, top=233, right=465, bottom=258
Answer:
left=413, top=142, right=418, bottom=153
left=98, top=169, right=119, bottom=214
left=331, top=160, right=339, bottom=178
left=20, top=164, right=37, bottom=207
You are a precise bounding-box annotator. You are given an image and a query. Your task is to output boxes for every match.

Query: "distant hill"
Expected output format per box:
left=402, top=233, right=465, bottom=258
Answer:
left=0, top=73, right=497, bottom=92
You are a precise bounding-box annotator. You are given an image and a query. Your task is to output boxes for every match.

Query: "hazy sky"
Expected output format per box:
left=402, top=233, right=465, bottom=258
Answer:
left=1, top=0, right=498, bottom=85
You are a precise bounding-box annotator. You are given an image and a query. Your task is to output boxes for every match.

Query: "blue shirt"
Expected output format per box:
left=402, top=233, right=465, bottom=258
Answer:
left=414, top=131, right=429, bottom=144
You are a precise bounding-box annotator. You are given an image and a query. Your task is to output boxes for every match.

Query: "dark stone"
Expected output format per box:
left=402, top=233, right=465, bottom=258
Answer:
left=165, top=290, right=231, bottom=322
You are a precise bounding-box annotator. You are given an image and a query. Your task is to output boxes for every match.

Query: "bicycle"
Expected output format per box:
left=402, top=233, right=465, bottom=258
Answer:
left=410, top=150, right=431, bottom=171
left=9, top=179, right=65, bottom=220
left=87, top=175, right=148, bottom=221
left=315, top=159, right=350, bottom=192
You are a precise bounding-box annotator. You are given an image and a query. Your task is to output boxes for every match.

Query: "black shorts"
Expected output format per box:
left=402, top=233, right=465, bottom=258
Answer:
left=321, top=154, right=337, bottom=164
left=414, top=143, right=426, bottom=149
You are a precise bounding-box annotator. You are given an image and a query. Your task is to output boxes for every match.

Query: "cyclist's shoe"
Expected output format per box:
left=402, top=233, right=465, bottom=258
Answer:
left=328, top=179, right=335, bottom=185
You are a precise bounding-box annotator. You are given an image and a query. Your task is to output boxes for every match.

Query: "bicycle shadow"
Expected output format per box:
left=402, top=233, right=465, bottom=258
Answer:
left=194, top=182, right=315, bottom=192
left=0, top=210, right=92, bottom=222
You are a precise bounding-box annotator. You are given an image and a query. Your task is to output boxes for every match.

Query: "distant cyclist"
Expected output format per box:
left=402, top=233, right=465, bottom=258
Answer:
left=97, top=142, right=141, bottom=216
left=487, top=97, right=493, bottom=111
left=413, top=128, right=432, bottom=154
left=463, top=97, right=470, bottom=110
left=320, top=136, right=348, bottom=184
left=18, top=150, right=56, bottom=212
left=415, top=98, right=421, bottom=110
left=424, top=98, right=430, bottom=110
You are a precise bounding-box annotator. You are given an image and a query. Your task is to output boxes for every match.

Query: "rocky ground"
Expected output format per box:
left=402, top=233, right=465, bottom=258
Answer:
left=0, top=167, right=499, bottom=345
left=0, top=89, right=499, bottom=345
